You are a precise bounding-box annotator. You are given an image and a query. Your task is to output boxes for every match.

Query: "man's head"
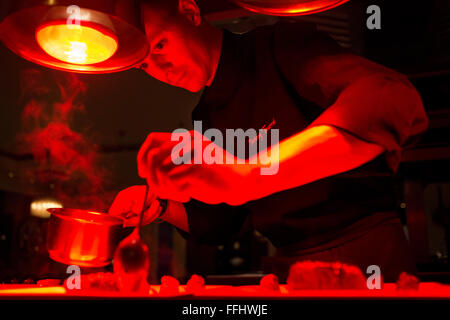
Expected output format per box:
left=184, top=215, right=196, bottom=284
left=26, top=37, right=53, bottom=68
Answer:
left=139, top=0, right=222, bottom=92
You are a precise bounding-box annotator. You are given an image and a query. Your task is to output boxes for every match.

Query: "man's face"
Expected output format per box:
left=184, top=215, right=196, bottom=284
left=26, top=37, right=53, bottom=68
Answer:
left=140, top=4, right=210, bottom=93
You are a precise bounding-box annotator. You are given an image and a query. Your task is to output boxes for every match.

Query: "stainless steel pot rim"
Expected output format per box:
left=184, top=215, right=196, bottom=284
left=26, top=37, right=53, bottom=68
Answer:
left=47, top=208, right=123, bottom=226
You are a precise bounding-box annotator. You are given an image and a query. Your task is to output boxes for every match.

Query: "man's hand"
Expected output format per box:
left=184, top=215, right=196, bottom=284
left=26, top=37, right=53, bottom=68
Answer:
left=137, top=131, right=261, bottom=205
left=109, top=185, right=162, bottom=227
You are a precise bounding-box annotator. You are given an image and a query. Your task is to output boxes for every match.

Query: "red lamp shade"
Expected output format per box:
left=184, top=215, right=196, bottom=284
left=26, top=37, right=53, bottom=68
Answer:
left=232, top=0, right=350, bottom=16
left=0, top=1, right=148, bottom=74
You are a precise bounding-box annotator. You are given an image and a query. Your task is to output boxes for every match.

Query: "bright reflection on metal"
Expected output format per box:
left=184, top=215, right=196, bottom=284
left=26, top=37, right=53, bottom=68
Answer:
left=36, top=23, right=118, bottom=65
left=30, top=198, right=63, bottom=218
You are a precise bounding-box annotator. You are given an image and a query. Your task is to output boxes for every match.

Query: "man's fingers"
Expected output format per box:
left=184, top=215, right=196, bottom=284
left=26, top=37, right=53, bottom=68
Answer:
left=166, top=163, right=197, bottom=181
left=108, top=183, right=165, bottom=227
left=142, top=200, right=162, bottom=225
left=139, top=132, right=171, bottom=155
left=108, top=185, right=146, bottom=216
left=138, top=147, right=158, bottom=180
left=123, top=216, right=139, bottom=227
left=138, top=132, right=175, bottom=176
left=123, top=199, right=162, bottom=227
left=138, top=142, right=177, bottom=180
left=109, top=192, right=132, bottom=216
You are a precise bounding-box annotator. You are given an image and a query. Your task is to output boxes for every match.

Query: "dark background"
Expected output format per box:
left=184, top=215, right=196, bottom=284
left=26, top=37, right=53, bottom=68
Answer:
left=0, top=0, right=449, bottom=284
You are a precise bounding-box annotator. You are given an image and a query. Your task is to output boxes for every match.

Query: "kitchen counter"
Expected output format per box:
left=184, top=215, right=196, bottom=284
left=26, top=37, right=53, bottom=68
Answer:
left=2, top=283, right=450, bottom=299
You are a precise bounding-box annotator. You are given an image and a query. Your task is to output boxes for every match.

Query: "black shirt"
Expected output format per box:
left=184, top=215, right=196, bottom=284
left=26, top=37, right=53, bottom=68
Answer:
left=183, top=22, right=428, bottom=253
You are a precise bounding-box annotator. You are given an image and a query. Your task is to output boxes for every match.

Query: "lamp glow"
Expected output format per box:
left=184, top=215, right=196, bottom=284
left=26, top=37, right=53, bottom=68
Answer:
left=36, top=23, right=118, bottom=65
left=233, top=0, right=350, bottom=16
left=30, top=199, right=63, bottom=219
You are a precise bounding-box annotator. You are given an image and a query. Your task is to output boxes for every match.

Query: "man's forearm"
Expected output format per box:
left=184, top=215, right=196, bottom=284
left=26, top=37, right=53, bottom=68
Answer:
left=158, top=125, right=383, bottom=223
left=255, top=125, right=384, bottom=198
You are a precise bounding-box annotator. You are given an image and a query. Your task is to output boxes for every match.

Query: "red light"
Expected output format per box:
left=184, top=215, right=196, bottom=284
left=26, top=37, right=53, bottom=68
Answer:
left=233, top=0, right=350, bottom=16
left=36, top=22, right=118, bottom=65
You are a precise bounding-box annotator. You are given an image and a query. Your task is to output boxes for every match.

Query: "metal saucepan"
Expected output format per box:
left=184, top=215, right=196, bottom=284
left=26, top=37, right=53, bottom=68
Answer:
left=46, top=208, right=124, bottom=268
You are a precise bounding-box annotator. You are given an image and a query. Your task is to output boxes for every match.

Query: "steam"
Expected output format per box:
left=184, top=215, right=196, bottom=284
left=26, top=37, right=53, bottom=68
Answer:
left=17, top=69, right=112, bottom=212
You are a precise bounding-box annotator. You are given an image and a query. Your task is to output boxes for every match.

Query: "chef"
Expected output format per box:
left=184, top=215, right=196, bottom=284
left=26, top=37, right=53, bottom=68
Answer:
left=109, top=0, right=429, bottom=282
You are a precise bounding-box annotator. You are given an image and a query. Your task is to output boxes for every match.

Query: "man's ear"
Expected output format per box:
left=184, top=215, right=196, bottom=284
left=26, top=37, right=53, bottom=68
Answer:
left=178, top=0, right=202, bottom=27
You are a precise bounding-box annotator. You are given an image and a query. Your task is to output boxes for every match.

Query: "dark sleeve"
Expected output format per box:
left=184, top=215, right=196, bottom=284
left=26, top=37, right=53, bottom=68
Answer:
left=273, top=21, right=429, bottom=172
left=177, top=200, right=252, bottom=246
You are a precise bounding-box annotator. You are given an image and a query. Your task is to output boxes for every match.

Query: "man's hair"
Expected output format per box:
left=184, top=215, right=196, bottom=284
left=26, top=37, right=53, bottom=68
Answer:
left=140, top=0, right=180, bottom=27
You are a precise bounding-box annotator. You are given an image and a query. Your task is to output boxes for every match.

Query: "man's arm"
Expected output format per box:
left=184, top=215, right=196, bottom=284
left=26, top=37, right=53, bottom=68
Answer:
left=253, top=125, right=384, bottom=199
left=272, top=22, right=428, bottom=173
left=134, top=67, right=427, bottom=206
left=248, top=24, right=429, bottom=200
left=161, top=124, right=384, bottom=208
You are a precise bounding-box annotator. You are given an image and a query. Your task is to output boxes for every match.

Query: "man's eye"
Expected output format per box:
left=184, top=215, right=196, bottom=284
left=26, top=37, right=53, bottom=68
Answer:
left=153, top=39, right=166, bottom=52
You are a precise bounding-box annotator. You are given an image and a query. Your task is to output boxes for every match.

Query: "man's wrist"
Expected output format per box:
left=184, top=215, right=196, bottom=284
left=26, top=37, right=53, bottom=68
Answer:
left=251, top=161, right=280, bottom=200
left=159, top=198, right=168, bottom=216
left=239, top=162, right=274, bottom=203
left=154, top=198, right=168, bottom=223
left=154, top=200, right=189, bottom=232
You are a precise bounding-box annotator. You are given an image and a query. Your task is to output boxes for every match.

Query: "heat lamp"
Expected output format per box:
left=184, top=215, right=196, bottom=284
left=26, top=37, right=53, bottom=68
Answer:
left=0, top=0, right=148, bottom=73
left=232, top=0, right=350, bottom=16
left=0, top=0, right=352, bottom=74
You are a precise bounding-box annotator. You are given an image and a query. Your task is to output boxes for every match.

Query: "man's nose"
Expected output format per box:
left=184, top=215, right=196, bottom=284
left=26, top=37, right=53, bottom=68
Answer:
left=151, top=54, right=173, bottom=72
